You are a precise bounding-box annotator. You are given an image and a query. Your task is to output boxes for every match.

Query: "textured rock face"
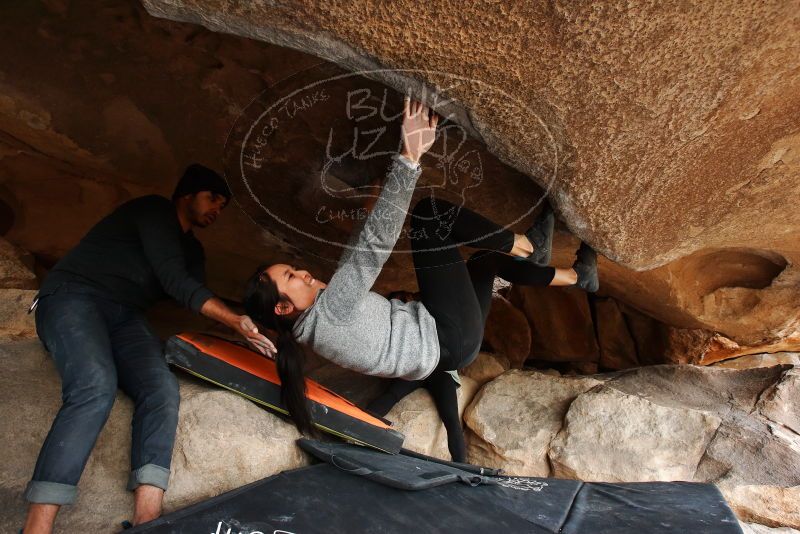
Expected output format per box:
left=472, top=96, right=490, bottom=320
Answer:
left=508, top=276, right=800, bottom=369
left=0, top=237, right=36, bottom=289
left=0, top=1, right=539, bottom=302
left=0, top=1, right=321, bottom=301
left=699, top=335, right=800, bottom=366
left=465, top=365, right=800, bottom=528
left=141, top=0, right=800, bottom=349
left=460, top=351, right=509, bottom=386
left=757, top=368, right=800, bottom=435
left=0, top=239, right=37, bottom=338
left=0, top=337, right=308, bottom=533
left=0, top=1, right=797, bottom=354
left=549, top=386, right=722, bottom=481
left=482, top=295, right=530, bottom=368
left=507, top=285, right=599, bottom=364
left=464, top=371, right=603, bottom=476
left=506, top=280, right=704, bottom=369
left=163, top=381, right=309, bottom=510
left=724, top=486, right=800, bottom=530
left=0, top=288, right=37, bottom=338
left=601, top=249, right=800, bottom=347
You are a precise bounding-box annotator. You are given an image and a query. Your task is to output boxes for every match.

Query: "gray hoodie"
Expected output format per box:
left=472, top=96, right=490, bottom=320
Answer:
left=292, top=154, right=440, bottom=380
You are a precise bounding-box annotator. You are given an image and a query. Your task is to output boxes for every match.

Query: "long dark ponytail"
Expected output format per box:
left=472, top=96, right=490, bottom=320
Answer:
left=243, top=264, right=314, bottom=434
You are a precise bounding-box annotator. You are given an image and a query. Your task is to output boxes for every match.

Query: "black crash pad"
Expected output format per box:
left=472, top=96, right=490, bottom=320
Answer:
left=128, top=441, right=742, bottom=534
left=298, top=438, right=494, bottom=490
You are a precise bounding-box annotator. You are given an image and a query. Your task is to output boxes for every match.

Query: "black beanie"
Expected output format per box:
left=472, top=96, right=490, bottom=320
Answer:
left=171, top=164, right=232, bottom=202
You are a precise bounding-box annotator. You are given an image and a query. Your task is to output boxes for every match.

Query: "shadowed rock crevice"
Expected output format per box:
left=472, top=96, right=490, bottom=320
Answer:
left=682, top=249, right=788, bottom=295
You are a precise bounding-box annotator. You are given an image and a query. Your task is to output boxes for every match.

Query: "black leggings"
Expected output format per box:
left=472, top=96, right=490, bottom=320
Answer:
left=368, top=196, right=555, bottom=462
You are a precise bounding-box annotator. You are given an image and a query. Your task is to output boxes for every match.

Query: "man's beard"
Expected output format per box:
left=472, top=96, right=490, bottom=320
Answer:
left=190, top=203, right=213, bottom=228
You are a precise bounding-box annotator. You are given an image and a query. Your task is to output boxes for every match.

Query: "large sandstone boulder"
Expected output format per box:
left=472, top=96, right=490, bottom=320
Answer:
left=724, top=486, right=800, bottom=530
left=549, top=386, right=722, bottom=481
left=464, top=370, right=603, bottom=476
left=601, top=249, right=800, bottom=348
left=0, top=338, right=308, bottom=533
left=460, top=351, right=510, bottom=386
left=166, top=379, right=308, bottom=510
left=757, top=367, right=800, bottom=434
left=141, top=0, right=800, bottom=350
left=465, top=364, right=800, bottom=529
left=0, top=237, right=36, bottom=289
left=0, top=288, right=37, bottom=338
left=0, top=238, right=38, bottom=338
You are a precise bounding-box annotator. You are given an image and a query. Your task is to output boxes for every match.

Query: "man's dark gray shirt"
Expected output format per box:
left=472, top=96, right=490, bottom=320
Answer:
left=39, top=195, right=214, bottom=312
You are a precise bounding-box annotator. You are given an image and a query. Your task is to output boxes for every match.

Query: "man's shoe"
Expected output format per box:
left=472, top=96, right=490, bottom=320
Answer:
left=572, top=242, right=599, bottom=293
left=517, top=202, right=554, bottom=266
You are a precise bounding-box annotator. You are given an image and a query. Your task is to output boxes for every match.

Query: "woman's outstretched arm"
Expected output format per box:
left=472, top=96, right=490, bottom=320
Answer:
left=320, top=98, right=439, bottom=323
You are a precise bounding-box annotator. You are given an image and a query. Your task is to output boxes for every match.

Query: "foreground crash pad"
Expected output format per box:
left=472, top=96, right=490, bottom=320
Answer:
left=165, top=333, right=404, bottom=453
left=129, top=440, right=742, bottom=534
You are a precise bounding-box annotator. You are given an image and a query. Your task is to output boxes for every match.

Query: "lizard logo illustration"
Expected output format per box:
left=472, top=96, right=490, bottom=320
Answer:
left=224, top=62, right=558, bottom=263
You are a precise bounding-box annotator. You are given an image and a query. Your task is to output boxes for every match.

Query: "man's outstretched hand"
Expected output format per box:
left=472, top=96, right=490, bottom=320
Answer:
left=236, top=315, right=277, bottom=357
left=200, top=297, right=277, bottom=357
left=401, top=97, right=439, bottom=164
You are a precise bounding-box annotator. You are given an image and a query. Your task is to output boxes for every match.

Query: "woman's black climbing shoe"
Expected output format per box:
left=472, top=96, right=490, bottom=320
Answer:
left=519, top=202, right=554, bottom=266
left=572, top=242, right=599, bottom=293
left=121, top=520, right=133, bottom=530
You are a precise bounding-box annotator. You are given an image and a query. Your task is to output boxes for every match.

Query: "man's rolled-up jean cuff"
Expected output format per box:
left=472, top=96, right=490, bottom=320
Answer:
left=24, top=480, right=78, bottom=505
left=127, top=464, right=170, bottom=492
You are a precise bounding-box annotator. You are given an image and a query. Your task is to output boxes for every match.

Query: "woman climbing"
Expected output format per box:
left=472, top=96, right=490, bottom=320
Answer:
left=243, top=96, right=599, bottom=462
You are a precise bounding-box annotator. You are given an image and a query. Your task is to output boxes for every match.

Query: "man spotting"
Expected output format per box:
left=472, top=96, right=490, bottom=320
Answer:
left=22, top=164, right=274, bottom=534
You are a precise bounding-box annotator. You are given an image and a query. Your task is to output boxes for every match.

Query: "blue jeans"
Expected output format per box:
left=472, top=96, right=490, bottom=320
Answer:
left=24, top=282, right=180, bottom=505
